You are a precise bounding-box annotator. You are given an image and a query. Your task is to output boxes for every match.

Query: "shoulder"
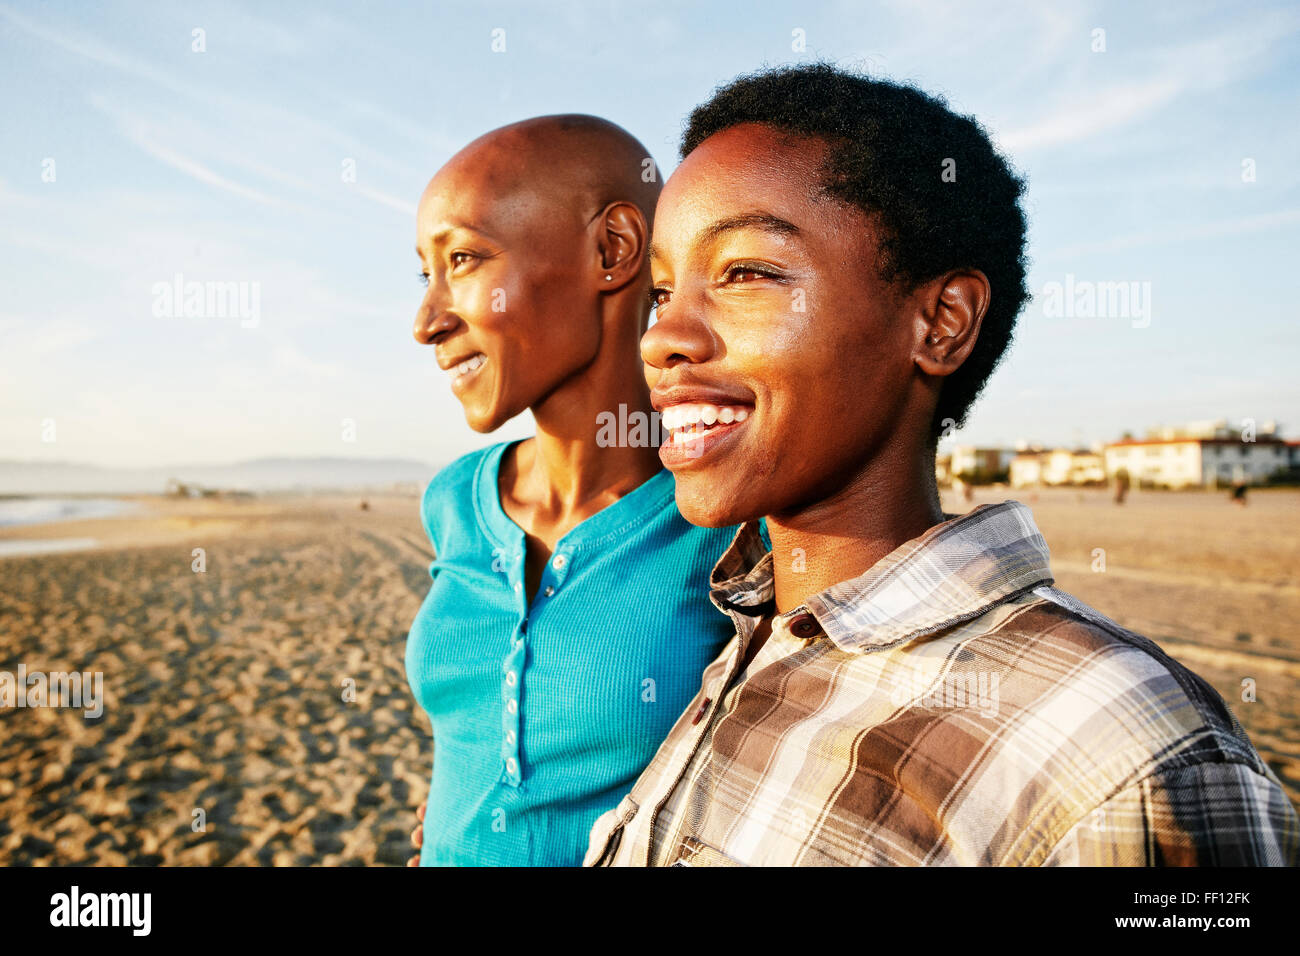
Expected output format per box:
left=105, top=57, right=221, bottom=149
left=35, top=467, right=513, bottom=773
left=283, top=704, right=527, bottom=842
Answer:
left=1041, top=756, right=1299, bottom=865
left=418, top=442, right=511, bottom=548
left=957, top=584, right=1278, bottom=819
left=912, top=585, right=1295, bottom=862
left=1007, top=584, right=1254, bottom=757
left=424, top=443, right=504, bottom=498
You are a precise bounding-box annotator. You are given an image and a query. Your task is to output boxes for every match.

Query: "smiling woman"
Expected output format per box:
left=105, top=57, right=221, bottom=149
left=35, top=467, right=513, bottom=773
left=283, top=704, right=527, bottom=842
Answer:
left=587, top=63, right=1300, bottom=868
left=402, top=114, right=740, bottom=867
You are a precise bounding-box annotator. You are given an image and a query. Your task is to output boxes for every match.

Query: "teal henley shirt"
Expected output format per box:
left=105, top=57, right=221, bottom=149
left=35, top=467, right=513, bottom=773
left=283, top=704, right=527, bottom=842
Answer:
left=405, top=440, right=739, bottom=866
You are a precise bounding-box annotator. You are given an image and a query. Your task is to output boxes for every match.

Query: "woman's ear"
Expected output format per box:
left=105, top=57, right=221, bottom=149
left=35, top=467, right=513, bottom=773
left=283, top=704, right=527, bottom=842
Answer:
left=594, top=201, right=649, bottom=292
left=912, top=270, right=991, bottom=377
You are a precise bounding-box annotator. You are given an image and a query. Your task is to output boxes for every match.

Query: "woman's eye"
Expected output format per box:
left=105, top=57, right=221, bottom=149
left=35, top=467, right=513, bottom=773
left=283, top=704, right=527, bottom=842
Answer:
left=450, top=252, right=476, bottom=268
left=725, top=264, right=774, bottom=284
left=418, top=272, right=430, bottom=287
left=648, top=287, right=671, bottom=309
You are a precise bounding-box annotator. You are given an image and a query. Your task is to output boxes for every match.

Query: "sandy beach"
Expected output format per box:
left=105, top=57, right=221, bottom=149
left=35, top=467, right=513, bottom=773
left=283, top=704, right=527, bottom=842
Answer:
left=0, top=493, right=436, bottom=866
left=1, top=485, right=1297, bottom=865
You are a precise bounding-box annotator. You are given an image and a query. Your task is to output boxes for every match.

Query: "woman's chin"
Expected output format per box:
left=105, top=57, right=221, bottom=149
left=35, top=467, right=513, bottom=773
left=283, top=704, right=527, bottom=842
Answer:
left=675, top=486, right=751, bottom=530
left=462, top=403, right=508, bottom=434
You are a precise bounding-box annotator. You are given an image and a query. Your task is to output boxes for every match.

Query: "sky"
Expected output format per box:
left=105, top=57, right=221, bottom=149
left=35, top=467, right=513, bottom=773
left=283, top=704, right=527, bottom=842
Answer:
left=2, top=0, right=1298, bottom=468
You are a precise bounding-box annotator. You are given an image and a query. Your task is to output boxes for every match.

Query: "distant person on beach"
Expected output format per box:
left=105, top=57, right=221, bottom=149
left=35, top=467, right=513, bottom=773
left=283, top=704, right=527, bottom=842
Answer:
left=404, top=115, right=738, bottom=866
left=586, top=64, right=1299, bottom=867
left=1114, top=467, right=1130, bottom=504
left=1231, top=481, right=1248, bottom=506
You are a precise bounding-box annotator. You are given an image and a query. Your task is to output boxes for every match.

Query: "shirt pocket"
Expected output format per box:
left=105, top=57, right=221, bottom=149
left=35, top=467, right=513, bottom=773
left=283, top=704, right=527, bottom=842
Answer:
left=583, top=793, right=640, bottom=867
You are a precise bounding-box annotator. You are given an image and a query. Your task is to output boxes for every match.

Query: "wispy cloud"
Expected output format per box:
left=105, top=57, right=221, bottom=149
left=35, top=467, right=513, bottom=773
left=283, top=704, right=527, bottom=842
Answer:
left=134, top=138, right=289, bottom=207
left=85, top=95, right=294, bottom=208
left=3, top=3, right=429, bottom=190
left=998, top=77, right=1182, bottom=152
left=354, top=184, right=416, bottom=216
left=996, top=7, right=1300, bottom=153
left=0, top=315, right=102, bottom=356
left=0, top=4, right=195, bottom=95
left=1043, top=207, right=1300, bottom=260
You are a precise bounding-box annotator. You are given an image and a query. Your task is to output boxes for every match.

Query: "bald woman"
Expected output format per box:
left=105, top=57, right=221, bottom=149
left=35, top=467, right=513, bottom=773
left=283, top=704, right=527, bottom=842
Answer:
left=404, top=116, right=738, bottom=866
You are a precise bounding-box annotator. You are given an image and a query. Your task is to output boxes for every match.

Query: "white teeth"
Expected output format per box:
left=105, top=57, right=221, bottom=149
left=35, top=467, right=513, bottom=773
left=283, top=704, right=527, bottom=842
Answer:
left=451, top=353, right=486, bottom=377
left=659, top=403, right=751, bottom=440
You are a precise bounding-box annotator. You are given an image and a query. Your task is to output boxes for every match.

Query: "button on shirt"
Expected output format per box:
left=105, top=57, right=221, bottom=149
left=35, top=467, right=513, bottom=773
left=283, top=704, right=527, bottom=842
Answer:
left=585, top=501, right=1300, bottom=867
left=405, top=440, right=738, bottom=866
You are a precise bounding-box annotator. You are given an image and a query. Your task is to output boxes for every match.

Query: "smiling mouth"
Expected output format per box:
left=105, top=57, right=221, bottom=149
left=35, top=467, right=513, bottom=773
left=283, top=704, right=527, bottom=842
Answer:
left=662, top=402, right=750, bottom=443
left=448, top=353, right=487, bottom=387
left=660, top=402, right=751, bottom=451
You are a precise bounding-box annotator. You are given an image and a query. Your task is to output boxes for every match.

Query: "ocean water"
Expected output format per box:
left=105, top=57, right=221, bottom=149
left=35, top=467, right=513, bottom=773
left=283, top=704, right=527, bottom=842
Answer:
left=0, top=497, right=138, bottom=528
left=0, top=537, right=101, bottom=557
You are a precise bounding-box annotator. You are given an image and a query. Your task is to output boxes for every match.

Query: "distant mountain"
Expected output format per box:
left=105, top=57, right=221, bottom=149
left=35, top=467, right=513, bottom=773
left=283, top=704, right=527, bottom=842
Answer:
left=0, top=457, right=440, bottom=495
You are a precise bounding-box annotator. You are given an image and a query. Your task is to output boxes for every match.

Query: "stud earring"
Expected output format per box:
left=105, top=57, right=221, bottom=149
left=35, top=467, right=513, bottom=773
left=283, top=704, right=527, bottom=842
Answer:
left=604, top=274, right=613, bottom=281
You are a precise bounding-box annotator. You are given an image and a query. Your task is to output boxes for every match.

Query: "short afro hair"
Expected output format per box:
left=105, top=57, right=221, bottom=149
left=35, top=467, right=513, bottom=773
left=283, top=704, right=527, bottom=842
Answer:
left=681, top=63, right=1029, bottom=439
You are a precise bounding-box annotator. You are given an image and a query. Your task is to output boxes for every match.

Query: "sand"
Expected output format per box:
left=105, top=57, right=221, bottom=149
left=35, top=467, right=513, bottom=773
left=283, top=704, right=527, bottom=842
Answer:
left=0, top=485, right=1296, bottom=865
left=0, top=494, right=435, bottom=866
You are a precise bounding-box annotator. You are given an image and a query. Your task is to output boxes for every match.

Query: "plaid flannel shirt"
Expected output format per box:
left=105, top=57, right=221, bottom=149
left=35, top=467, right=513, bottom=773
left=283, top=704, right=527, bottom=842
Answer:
left=585, top=501, right=1299, bottom=866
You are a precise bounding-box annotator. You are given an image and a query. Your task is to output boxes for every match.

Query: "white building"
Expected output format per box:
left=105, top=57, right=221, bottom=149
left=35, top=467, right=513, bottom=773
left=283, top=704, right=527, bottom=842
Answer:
left=1104, top=437, right=1289, bottom=488
left=1009, top=454, right=1043, bottom=488
left=950, top=446, right=1015, bottom=481
left=1010, top=449, right=1106, bottom=488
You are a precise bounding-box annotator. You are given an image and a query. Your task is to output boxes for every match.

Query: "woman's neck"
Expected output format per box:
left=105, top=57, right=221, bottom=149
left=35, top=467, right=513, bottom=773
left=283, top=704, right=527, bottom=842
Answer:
left=764, top=441, right=945, bottom=614
left=519, top=325, right=661, bottom=518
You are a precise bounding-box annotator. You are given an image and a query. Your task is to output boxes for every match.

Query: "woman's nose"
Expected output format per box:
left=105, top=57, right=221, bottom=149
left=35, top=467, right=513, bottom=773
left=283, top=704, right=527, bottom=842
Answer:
left=640, top=300, right=713, bottom=371
left=413, top=293, right=458, bottom=346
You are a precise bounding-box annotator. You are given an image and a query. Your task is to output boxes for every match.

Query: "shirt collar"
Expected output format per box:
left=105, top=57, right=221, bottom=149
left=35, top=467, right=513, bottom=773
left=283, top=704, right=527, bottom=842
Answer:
left=709, top=500, right=1055, bottom=654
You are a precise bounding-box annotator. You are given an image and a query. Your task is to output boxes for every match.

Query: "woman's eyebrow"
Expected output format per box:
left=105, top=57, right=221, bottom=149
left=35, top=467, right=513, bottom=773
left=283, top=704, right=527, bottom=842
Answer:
left=701, top=212, right=800, bottom=243
left=650, top=211, right=800, bottom=263
left=420, top=222, right=497, bottom=250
